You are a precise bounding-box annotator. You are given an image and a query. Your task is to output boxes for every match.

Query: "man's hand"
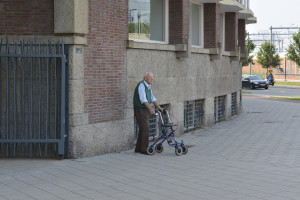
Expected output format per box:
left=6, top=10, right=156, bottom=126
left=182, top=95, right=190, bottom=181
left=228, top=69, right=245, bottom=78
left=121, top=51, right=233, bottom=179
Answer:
left=149, top=107, right=155, bottom=115
left=144, top=102, right=155, bottom=115
left=158, top=107, right=163, bottom=113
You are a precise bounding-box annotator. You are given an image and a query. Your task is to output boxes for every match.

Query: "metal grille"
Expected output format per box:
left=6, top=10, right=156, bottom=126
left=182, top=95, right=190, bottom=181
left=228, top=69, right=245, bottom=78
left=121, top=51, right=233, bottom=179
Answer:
left=231, top=92, right=237, bottom=116
left=184, top=99, right=204, bottom=131
left=0, top=38, right=68, bottom=157
left=214, top=95, right=226, bottom=123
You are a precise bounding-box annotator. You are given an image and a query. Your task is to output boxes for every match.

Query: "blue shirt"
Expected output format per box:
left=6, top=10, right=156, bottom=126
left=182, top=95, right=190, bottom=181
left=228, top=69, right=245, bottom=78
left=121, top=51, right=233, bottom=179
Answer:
left=138, top=80, right=157, bottom=104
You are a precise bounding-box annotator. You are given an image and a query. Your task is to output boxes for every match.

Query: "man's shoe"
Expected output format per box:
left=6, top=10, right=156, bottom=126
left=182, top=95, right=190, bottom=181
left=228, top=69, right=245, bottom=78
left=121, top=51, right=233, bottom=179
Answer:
left=135, top=149, right=141, bottom=153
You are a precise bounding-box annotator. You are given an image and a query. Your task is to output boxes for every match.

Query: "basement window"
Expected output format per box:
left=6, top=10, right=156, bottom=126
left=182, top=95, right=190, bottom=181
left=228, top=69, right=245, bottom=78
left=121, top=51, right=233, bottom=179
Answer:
left=184, top=99, right=204, bottom=132
left=214, top=95, right=226, bottom=123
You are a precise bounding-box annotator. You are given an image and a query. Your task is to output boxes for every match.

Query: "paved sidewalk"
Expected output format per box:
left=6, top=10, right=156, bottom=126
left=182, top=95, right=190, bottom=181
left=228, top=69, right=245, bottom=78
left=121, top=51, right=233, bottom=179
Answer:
left=1, top=96, right=300, bottom=200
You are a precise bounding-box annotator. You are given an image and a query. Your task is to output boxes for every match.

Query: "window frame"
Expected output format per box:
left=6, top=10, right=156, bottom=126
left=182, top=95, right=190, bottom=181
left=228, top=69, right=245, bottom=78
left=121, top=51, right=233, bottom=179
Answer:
left=219, top=11, right=225, bottom=51
left=128, top=0, right=169, bottom=44
left=190, top=1, right=204, bottom=48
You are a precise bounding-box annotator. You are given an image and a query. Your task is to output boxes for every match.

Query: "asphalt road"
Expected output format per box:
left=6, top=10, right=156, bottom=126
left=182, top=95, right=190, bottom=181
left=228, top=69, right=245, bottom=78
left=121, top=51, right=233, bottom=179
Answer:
left=243, top=85, right=300, bottom=97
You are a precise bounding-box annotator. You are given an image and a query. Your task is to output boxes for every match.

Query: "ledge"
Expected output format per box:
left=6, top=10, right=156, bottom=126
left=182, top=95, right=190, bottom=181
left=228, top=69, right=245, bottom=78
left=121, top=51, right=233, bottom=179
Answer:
left=191, top=47, right=219, bottom=55
left=223, top=51, right=238, bottom=57
left=0, top=35, right=87, bottom=45
left=246, top=16, right=257, bottom=24
left=126, top=40, right=178, bottom=51
left=126, top=40, right=243, bottom=61
left=219, top=0, right=244, bottom=12
left=238, top=9, right=254, bottom=19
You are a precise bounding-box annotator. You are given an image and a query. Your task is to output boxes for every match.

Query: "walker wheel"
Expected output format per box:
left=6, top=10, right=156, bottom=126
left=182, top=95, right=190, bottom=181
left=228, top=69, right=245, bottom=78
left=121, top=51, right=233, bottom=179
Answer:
left=181, top=145, right=188, bottom=154
left=147, top=146, right=155, bottom=155
left=175, top=146, right=183, bottom=156
left=155, top=144, right=164, bottom=153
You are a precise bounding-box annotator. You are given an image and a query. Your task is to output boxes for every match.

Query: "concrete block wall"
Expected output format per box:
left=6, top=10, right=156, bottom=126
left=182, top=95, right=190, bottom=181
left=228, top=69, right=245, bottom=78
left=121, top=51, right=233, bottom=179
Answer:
left=127, top=49, right=242, bottom=136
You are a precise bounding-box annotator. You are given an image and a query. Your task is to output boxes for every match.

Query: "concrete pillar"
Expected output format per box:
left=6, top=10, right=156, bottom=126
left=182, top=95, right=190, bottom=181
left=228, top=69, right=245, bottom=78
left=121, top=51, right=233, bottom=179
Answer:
left=225, top=93, right=231, bottom=121
left=204, top=97, right=215, bottom=127
left=54, top=0, right=89, bottom=157
left=54, top=0, right=88, bottom=35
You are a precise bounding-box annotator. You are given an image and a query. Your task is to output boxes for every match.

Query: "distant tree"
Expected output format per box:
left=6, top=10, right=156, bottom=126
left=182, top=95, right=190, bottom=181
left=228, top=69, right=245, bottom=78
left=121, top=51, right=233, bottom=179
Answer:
left=287, top=30, right=300, bottom=67
left=242, top=33, right=256, bottom=66
left=128, top=22, right=136, bottom=33
left=257, top=41, right=281, bottom=71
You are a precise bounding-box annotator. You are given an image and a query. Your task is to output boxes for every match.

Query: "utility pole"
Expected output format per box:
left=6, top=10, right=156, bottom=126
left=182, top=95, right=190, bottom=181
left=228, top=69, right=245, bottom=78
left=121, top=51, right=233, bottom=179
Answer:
left=285, top=56, right=287, bottom=80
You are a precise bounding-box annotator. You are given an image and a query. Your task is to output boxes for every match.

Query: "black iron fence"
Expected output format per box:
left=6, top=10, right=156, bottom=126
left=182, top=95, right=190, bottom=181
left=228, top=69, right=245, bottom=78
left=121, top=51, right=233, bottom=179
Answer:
left=0, top=38, right=68, bottom=157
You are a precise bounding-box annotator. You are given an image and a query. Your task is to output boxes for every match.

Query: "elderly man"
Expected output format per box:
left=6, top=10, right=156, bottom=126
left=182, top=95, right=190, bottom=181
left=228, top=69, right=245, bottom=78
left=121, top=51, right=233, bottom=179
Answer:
left=133, top=72, right=163, bottom=154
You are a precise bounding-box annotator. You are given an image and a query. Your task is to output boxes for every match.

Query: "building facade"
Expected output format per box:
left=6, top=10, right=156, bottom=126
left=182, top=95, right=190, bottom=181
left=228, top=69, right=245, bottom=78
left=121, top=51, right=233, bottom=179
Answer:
left=0, top=0, right=256, bottom=158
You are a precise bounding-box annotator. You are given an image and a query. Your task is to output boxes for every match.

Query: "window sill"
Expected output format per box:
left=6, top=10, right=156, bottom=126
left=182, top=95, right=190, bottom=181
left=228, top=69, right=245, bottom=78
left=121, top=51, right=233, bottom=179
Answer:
left=126, top=40, right=180, bottom=51
left=126, top=40, right=243, bottom=61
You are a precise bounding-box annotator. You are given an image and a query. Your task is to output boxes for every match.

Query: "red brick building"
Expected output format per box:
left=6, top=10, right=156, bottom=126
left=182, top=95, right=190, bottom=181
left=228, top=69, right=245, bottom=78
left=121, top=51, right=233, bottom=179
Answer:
left=0, top=0, right=256, bottom=158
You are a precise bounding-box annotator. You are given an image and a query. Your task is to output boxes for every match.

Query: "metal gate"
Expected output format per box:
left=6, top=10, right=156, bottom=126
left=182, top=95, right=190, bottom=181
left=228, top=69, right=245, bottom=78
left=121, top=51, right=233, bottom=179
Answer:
left=0, top=38, right=69, bottom=158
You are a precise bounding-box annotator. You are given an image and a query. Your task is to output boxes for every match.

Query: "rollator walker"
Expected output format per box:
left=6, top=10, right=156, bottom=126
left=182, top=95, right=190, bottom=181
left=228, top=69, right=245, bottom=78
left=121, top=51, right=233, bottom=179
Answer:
left=147, top=109, right=188, bottom=156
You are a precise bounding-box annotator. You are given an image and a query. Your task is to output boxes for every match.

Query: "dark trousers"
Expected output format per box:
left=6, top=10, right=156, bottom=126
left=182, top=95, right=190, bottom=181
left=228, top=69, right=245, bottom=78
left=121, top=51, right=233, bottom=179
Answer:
left=134, top=107, right=150, bottom=153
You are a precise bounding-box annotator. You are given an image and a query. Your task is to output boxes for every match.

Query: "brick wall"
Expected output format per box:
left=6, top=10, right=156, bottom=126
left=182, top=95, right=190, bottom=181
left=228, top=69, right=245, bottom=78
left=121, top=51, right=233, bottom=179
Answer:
left=225, top=12, right=237, bottom=51
left=0, top=0, right=54, bottom=36
left=243, top=59, right=300, bottom=76
left=204, top=3, right=220, bottom=48
left=169, top=0, right=189, bottom=44
left=238, top=19, right=246, bottom=53
left=84, top=0, right=128, bottom=124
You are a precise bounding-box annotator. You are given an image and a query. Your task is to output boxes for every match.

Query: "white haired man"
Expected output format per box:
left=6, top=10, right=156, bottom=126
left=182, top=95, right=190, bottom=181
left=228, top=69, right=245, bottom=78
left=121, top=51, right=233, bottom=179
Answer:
left=133, top=72, right=163, bottom=154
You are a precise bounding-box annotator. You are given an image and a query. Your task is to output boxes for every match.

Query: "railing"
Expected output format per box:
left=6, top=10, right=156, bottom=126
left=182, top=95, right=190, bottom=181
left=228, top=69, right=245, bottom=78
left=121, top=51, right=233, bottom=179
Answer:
left=236, top=0, right=249, bottom=10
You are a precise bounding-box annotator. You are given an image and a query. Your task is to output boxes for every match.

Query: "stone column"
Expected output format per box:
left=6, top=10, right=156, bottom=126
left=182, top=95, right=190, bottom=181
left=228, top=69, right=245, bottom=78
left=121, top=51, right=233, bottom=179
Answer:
left=54, top=0, right=89, bottom=157
left=225, top=93, right=231, bottom=121
left=204, top=97, right=215, bottom=127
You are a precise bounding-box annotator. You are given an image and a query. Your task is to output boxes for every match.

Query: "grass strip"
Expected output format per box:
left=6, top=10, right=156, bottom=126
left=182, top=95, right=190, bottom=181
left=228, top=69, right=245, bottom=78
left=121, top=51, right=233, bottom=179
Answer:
left=275, top=82, right=300, bottom=86
left=270, top=96, right=300, bottom=101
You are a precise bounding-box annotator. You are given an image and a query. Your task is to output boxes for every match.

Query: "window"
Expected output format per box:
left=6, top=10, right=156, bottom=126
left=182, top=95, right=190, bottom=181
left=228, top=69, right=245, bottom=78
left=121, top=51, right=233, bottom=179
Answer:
left=190, top=2, right=204, bottom=47
left=128, top=0, right=169, bottom=43
left=184, top=100, right=204, bottom=131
